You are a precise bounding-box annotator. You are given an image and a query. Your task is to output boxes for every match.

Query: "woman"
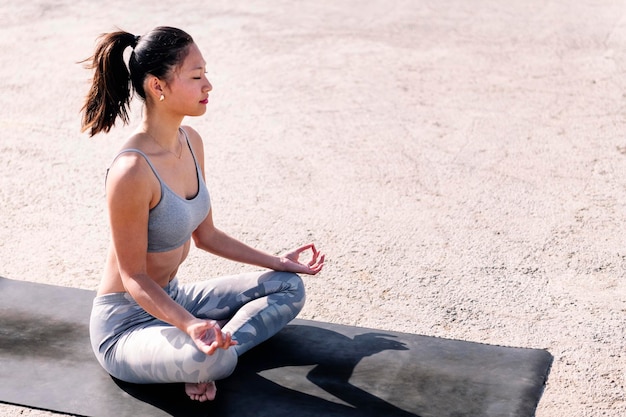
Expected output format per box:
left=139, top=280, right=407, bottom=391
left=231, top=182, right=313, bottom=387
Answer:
left=82, top=26, right=324, bottom=402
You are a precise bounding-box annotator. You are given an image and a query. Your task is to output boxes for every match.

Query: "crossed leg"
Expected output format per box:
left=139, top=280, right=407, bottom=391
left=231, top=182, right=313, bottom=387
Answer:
left=178, top=271, right=306, bottom=401
left=95, top=271, right=305, bottom=402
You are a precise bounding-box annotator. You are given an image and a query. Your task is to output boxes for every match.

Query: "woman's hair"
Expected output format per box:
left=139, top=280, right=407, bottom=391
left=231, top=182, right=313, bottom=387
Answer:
left=81, top=26, right=194, bottom=136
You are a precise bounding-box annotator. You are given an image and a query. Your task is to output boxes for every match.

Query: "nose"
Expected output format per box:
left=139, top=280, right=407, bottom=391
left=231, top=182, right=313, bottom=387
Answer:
left=204, top=76, right=212, bottom=93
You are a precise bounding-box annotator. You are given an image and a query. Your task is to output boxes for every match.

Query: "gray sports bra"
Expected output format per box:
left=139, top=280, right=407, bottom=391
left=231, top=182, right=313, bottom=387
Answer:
left=109, top=129, right=211, bottom=253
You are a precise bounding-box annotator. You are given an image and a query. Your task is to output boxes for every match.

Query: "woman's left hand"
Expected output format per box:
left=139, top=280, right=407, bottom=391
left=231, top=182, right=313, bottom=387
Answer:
left=277, top=243, right=325, bottom=275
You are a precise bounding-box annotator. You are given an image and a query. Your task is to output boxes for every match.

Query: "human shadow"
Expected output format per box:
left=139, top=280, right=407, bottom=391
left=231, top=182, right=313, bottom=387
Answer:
left=113, top=321, right=420, bottom=417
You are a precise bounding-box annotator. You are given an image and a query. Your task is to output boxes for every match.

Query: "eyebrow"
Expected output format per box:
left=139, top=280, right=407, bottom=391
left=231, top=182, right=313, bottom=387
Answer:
left=190, top=62, right=206, bottom=71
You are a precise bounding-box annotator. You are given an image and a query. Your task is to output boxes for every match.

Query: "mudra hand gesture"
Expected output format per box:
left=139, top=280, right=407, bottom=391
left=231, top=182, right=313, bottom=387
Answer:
left=279, top=243, right=325, bottom=275
left=187, top=319, right=237, bottom=355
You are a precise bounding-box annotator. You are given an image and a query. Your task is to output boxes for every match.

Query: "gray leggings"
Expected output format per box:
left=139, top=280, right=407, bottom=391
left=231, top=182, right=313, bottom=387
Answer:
left=89, top=271, right=305, bottom=384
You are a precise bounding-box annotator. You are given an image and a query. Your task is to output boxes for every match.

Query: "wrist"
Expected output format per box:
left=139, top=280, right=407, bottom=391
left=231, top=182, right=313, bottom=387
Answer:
left=182, top=315, right=201, bottom=335
left=272, top=255, right=286, bottom=271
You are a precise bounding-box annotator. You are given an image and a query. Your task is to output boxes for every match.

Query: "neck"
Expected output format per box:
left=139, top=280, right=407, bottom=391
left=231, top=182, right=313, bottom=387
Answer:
left=140, top=122, right=184, bottom=159
left=141, top=107, right=184, bottom=145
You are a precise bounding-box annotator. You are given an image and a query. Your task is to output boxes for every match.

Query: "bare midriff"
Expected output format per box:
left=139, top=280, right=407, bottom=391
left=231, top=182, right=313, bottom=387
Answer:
left=97, top=240, right=191, bottom=295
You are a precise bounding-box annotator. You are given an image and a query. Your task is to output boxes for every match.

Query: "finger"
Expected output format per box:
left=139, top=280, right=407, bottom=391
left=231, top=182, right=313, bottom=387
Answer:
left=311, top=253, right=325, bottom=267
left=309, top=254, right=325, bottom=274
left=293, top=243, right=314, bottom=255
left=205, top=342, right=217, bottom=355
left=220, top=332, right=231, bottom=348
left=221, top=330, right=233, bottom=349
left=214, top=326, right=224, bottom=346
left=307, top=248, right=319, bottom=267
left=309, top=249, right=324, bottom=267
left=223, top=332, right=238, bottom=346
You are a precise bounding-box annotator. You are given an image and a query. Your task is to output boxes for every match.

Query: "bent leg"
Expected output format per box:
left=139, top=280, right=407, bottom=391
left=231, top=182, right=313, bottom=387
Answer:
left=108, top=323, right=238, bottom=384
left=177, top=271, right=306, bottom=356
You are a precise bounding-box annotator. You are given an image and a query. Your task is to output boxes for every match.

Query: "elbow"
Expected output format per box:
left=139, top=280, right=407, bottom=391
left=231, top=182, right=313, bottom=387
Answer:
left=119, top=273, right=142, bottom=294
left=192, top=231, right=216, bottom=253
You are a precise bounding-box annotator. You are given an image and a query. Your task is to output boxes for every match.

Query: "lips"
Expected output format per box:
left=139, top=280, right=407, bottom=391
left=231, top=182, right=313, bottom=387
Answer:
left=200, top=97, right=209, bottom=104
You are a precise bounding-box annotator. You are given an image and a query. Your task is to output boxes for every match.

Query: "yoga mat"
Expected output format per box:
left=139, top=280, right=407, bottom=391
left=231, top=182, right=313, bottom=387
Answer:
left=0, top=277, right=552, bottom=417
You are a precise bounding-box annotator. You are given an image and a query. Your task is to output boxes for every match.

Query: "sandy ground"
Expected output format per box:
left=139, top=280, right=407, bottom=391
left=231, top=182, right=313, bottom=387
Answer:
left=1, top=0, right=625, bottom=416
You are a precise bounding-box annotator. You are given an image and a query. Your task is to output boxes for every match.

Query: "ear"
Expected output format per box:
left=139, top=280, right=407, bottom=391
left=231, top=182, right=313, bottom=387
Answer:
left=144, top=75, right=166, bottom=102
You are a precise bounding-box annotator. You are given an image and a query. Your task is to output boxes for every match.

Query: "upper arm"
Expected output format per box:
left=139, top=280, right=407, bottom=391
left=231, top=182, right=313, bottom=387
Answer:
left=106, top=154, right=154, bottom=280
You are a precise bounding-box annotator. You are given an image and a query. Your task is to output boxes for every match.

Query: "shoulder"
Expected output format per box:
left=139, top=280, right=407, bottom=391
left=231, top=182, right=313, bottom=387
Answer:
left=109, top=151, right=150, bottom=178
left=181, top=125, right=205, bottom=155
left=109, top=133, right=153, bottom=175
left=106, top=150, right=154, bottom=197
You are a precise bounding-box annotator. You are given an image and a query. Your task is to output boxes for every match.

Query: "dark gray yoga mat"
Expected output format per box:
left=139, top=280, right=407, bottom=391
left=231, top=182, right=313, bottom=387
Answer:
left=0, top=277, right=552, bottom=417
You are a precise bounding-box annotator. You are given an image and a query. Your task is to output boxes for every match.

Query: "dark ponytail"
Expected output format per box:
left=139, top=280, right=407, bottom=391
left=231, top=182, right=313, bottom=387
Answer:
left=81, top=31, right=136, bottom=136
left=81, top=27, right=194, bottom=137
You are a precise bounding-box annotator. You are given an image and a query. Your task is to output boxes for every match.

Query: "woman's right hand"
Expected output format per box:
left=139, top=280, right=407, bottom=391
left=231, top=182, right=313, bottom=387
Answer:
left=187, top=319, right=237, bottom=355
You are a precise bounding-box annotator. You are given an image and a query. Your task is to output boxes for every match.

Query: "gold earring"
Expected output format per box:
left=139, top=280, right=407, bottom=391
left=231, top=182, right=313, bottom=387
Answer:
left=159, top=94, right=165, bottom=102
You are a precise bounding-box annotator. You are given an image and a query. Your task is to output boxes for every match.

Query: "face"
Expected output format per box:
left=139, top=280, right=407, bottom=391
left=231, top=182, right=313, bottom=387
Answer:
left=162, top=43, right=212, bottom=117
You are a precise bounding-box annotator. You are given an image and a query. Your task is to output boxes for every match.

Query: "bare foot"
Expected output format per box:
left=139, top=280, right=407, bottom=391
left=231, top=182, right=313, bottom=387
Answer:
left=185, top=381, right=217, bottom=402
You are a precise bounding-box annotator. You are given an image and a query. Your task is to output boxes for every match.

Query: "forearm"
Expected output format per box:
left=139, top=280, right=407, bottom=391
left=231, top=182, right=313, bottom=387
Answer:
left=123, top=273, right=196, bottom=331
left=194, top=228, right=281, bottom=270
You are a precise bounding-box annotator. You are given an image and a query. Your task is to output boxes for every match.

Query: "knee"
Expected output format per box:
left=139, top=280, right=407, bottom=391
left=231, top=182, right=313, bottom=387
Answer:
left=258, top=271, right=306, bottom=312
left=287, top=271, right=304, bottom=289
left=290, top=273, right=306, bottom=315
left=280, top=271, right=306, bottom=305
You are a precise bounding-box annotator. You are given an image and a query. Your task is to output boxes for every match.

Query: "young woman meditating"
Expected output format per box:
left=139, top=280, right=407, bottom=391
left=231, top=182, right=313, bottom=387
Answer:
left=82, top=26, right=324, bottom=402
